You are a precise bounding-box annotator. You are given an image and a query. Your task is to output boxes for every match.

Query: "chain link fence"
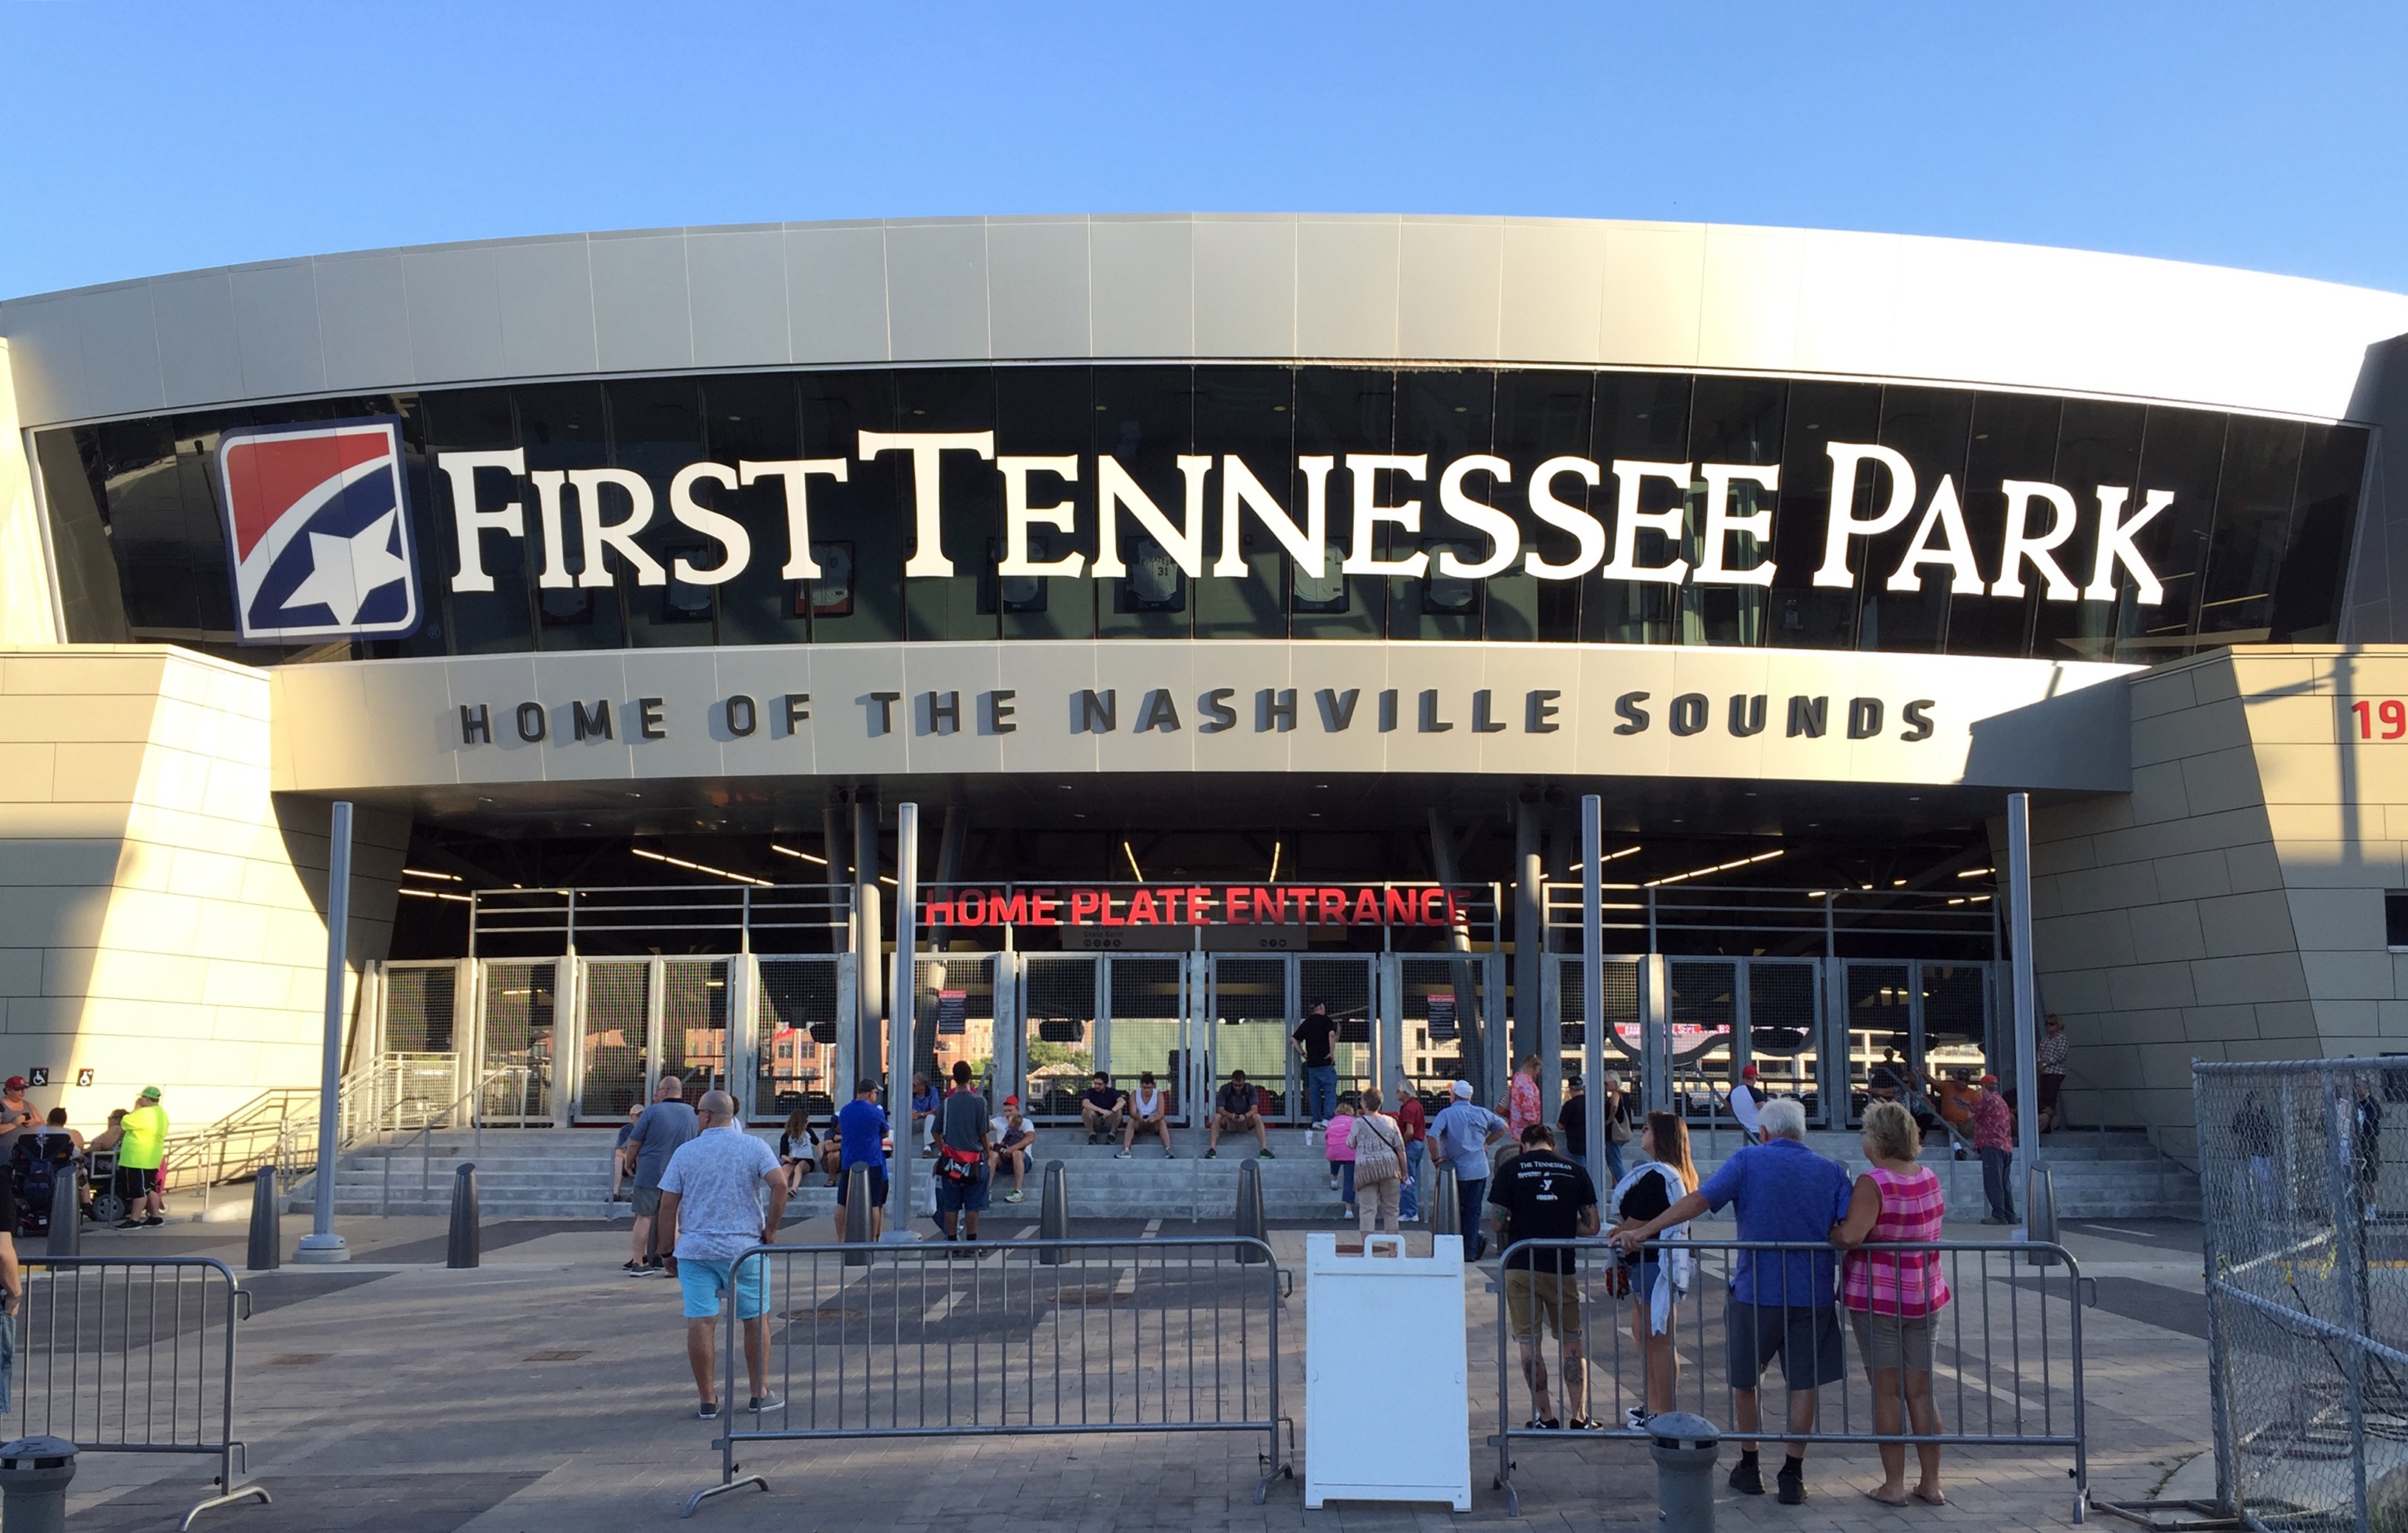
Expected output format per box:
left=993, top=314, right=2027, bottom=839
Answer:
left=2195, top=1059, right=2408, bottom=1532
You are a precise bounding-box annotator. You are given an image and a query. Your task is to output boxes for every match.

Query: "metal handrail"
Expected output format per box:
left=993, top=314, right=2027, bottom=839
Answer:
left=377, top=1065, right=531, bottom=1214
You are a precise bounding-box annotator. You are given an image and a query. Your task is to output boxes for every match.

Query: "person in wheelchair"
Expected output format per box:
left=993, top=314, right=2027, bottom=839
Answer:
left=11, top=1120, right=80, bottom=1236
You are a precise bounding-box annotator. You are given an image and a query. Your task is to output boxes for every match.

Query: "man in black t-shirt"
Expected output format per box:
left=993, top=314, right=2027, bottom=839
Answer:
left=1292, top=1004, right=1339, bottom=1129
left=1487, top=1123, right=1602, bottom=1430
left=1078, top=1072, right=1127, bottom=1144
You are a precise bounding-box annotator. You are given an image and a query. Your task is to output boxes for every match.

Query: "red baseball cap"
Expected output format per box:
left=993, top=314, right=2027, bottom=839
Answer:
left=1979, top=1073, right=1999, bottom=1086
left=4, top=1077, right=24, bottom=1092
left=1740, top=1065, right=1760, bottom=1079
left=1003, top=1095, right=1020, bottom=1107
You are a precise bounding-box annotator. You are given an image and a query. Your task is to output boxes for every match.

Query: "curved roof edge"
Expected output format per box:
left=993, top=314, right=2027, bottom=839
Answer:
left=5, top=213, right=2404, bottom=429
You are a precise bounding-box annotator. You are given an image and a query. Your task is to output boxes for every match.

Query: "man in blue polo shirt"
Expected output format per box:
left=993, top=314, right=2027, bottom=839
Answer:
left=1610, top=1095, right=1852, bottom=1506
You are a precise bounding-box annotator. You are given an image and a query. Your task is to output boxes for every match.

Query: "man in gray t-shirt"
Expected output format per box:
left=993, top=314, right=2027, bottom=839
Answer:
left=620, top=1076, right=699, bottom=1275
left=933, top=1062, right=994, bottom=1245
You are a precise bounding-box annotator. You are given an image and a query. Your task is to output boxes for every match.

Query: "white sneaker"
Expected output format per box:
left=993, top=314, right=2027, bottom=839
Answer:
left=1115, top=1149, right=1132, bottom=1159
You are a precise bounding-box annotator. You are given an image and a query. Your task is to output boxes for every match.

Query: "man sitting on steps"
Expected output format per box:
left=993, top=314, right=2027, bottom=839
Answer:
left=1206, top=1071, right=1273, bottom=1160
left=1079, top=1071, right=1127, bottom=1145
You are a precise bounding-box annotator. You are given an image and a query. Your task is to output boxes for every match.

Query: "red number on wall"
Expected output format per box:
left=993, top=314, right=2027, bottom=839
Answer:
left=2358, top=700, right=2375, bottom=739
left=2387, top=700, right=2407, bottom=740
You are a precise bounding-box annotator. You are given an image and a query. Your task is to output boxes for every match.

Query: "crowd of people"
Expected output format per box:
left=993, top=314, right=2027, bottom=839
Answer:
left=0, top=1080, right=173, bottom=1233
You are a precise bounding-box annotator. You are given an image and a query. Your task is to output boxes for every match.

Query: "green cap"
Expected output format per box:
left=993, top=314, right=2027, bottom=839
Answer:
left=138, top=1086, right=161, bottom=1100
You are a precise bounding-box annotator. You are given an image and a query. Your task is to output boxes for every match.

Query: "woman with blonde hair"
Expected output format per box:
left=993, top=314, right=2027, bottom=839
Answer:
left=1830, top=1099, right=1951, bottom=1506
left=1608, top=1110, right=1697, bottom=1425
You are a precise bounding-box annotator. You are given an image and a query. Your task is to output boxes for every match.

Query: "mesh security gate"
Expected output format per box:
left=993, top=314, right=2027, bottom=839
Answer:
left=756, top=957, right=851, bottom=1122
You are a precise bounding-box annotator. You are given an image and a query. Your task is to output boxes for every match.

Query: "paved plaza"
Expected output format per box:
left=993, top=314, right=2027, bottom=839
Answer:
left=27, top=1209, right=2212, bottom=1533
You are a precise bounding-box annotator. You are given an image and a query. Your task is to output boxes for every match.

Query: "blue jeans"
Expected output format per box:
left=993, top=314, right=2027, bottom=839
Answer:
left=1601, top=1139, right=1627, bottom=1186
left=1400, top=1141, right=1423, bottom=1220
left=1981, top=1147, right=2016, bottom=1220
left=1338, top=1160, right=1354, bottom=1206
left=1304, top=1065, right=1338, bottom=1122
left=1458, top=1174, right=1489, bottom=1261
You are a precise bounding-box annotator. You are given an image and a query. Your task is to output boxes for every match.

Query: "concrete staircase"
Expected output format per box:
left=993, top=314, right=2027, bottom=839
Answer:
left=316, top=1123, right=2199, bottom=1222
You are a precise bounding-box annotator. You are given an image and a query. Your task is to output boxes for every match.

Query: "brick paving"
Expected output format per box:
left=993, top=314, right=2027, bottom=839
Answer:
left=36, top=1213, right=2209, bottom=1532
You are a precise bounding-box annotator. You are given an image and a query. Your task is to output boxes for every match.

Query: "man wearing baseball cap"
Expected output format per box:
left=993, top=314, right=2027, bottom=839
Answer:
left=1428, top=1080, right=1508, bottom=1260
left=1971, top=1073, right=2016, bottom=1224
left=990, top=1093, right=1036, bottom=1203
left=116, top=1087, right=169, bottom=1228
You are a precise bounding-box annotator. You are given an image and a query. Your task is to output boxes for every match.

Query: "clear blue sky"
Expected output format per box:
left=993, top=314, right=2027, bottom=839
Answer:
left=2, top=0, right=2402, bottom=300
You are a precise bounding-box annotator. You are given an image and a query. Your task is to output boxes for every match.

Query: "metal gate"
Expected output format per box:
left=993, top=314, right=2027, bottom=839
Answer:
left=755, top=955, right=854, bottom=1124
left=475, top=958, right=559, bottom=1124
left=1546, top=953, right=1842, bottom=1129
left=1839, top=958, right=1996, bottom=1125
left=1010, top=954, right=1194, bottom=1126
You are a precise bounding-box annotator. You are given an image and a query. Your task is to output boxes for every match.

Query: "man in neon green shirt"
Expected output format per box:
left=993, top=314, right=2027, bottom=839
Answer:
left=116, top=1087, right=167, bottom=1228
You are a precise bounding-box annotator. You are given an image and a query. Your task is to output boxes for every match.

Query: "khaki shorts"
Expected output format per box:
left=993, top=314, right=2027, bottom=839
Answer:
left=1847, top=1306, right=1935, bottom=1371
left=1505, top=1269, right=1582, bottom=1340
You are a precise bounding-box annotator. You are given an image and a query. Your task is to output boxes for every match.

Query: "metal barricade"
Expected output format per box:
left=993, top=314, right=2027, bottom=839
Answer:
left=11, top=1255, right=269, bottom=1530
left=682, top=1236, right=1292, bottom=1517
left=1490, top=1237, right=2091, bottom=1520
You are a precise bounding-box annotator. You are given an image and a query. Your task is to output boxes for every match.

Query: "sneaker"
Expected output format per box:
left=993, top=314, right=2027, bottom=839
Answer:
left=1259, top=1148, right=1276, bottom=1159
left=142, top=1215, right=164, bottom=1228
left=696, top=1401, right=719, bottom=1419
left=622, top=1260, right=648, bottom=1276
left=1205, top=1147, right=1219, bottom=1158
left=1003, top=1190, right=1024, bottom=1202
left=746, top=1393, right=784, bottom=1413
left=1087, top=1132, right=1101, bottom=1145
left=1567, top=1416, right=1608, bottom=1431
left=1776, top=1462, right=1807, bottom=1505
left=1729, top=1457, right=1764, bottom=1495
left=1980, top=1215, right=2008, bottom=1225
left=1312, top=1120, right=1329, bottom=1132
left=113, top=1218, right=142, bottom=1230
left=1622, top=1407, right=1650, bottom=1430
left=1525, top=1416, right=1561, bottom=1431
left=1115, top=1149, right=1132, bottom=1160
left=1163, top=1149, right=1176, bottom=1158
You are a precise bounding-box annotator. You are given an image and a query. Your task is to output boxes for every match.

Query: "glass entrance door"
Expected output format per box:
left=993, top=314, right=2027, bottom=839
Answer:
left=1103, top=955, right=1188, bottom=1123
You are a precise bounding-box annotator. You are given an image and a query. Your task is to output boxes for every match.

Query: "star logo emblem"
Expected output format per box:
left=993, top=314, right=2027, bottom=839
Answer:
left=282, top=509, right=412, bottom=626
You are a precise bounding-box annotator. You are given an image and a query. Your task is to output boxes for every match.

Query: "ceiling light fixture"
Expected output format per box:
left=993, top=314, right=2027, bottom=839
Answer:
left=1957, top=866, right=1995, bottom=879
left=1123, top=840, right=1144, bottom=882
left=632, top=846, right=770, bottom=887
left=771, top=844, right=829, bottom=866
left=1644, top=848, right=1785, bottom=889
left=1568, top=845, right=1643, bottom=871
left=401, top=867, right=461, bottom=882
left=397, top=887, right=471, bottom=904
left=1267, top=840, right=1282, bottom=882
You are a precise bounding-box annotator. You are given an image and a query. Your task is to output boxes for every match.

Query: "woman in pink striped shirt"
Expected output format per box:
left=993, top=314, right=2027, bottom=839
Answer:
left=1830, top=1100, right=1951, bottom=1506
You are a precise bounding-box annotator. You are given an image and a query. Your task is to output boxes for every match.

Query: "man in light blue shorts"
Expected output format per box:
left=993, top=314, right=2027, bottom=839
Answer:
left=658, top=1089, right=789, bottom=1419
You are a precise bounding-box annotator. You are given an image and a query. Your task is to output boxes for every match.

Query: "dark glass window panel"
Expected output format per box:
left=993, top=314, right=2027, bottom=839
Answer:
left=1855, top=387, right=1973, bottom=655
left=389, top=395, right=452, bottom=660
left=1093, top=365, right=1197, bottom=638
left=2386, top=891, right=2408, bottom=949
left=515, top=383, right=624, bottom=651
left=1945, top=392, right=2061, bottom=657
left=2268, top=423, right=2370, bottom=643
left=1489, top=370, right=1592, bottom=642
left=2107, top=406, right=2225, bottom=662
left=609, top=378, right=718, bottom=648
left=2194, top=416, right=2303, bottom=643
left=420, top=387, right=533, bottom=655
left=1193, top=365, right=1293, bottom=638
left=1387, top=370, right=1490, bottom=641
left=1686, top=376, right=1787, bottom=646
left=1765, top=381, right=1880, bottom=650
left=798, top=371, right=902, bottom=643
left=701, top=374, right=811, bottom=648
left=1288, top=367, right=1388, bottom=637
left=1582, top=373, right=1692, bottom=645
left=2030, top=400, right=2145, bottom=662
left=896, top=368, right=1000, bottom=642
left=32, top=428, right=130, bottom=642
left=994, top=365, right=1094, bottom=640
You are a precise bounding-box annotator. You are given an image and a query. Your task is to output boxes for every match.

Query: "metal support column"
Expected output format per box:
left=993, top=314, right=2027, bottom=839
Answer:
left=891, top=802, right=919, bottom=1224
left=1512, top=798, right=1543, bottom=1070
left=727, top=955, right=761, bottom=1119
left=1581, top=795, right=1606, bottom=1184
left=1426, top=807, right=1490, bottom=1099
left=990, top=952, right=1023, bottom=1108
left=2006, top=792, right=2042, bottom=1223
left=551, top=954, right=578, bottom=1129
left=295, top=800, right=353, bottom=1264
left=854, top=791, right=884, bottom=1079
left=1375, top=955, right=1405, bottom=1107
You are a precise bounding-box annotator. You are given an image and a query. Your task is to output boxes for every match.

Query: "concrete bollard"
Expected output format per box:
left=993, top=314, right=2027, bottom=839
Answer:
left=446, top=1163, right=480, bottom=1269
left=247, top=1165, right=281, bottom=1271
left=843, top=1165, right=873, bottom=1265
left=1234, top=1157, right=1268, bottom=1263
left=1430, top=1164, right=1462, bottom=1242
left=1647, top=1411, right=1720, bottom=1533
left=1038, top=1160, right=1069, bottom=1264
left=45, top=1169, right=77, bottom=1259
left=0, top=1436, right=76, bottom=1533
